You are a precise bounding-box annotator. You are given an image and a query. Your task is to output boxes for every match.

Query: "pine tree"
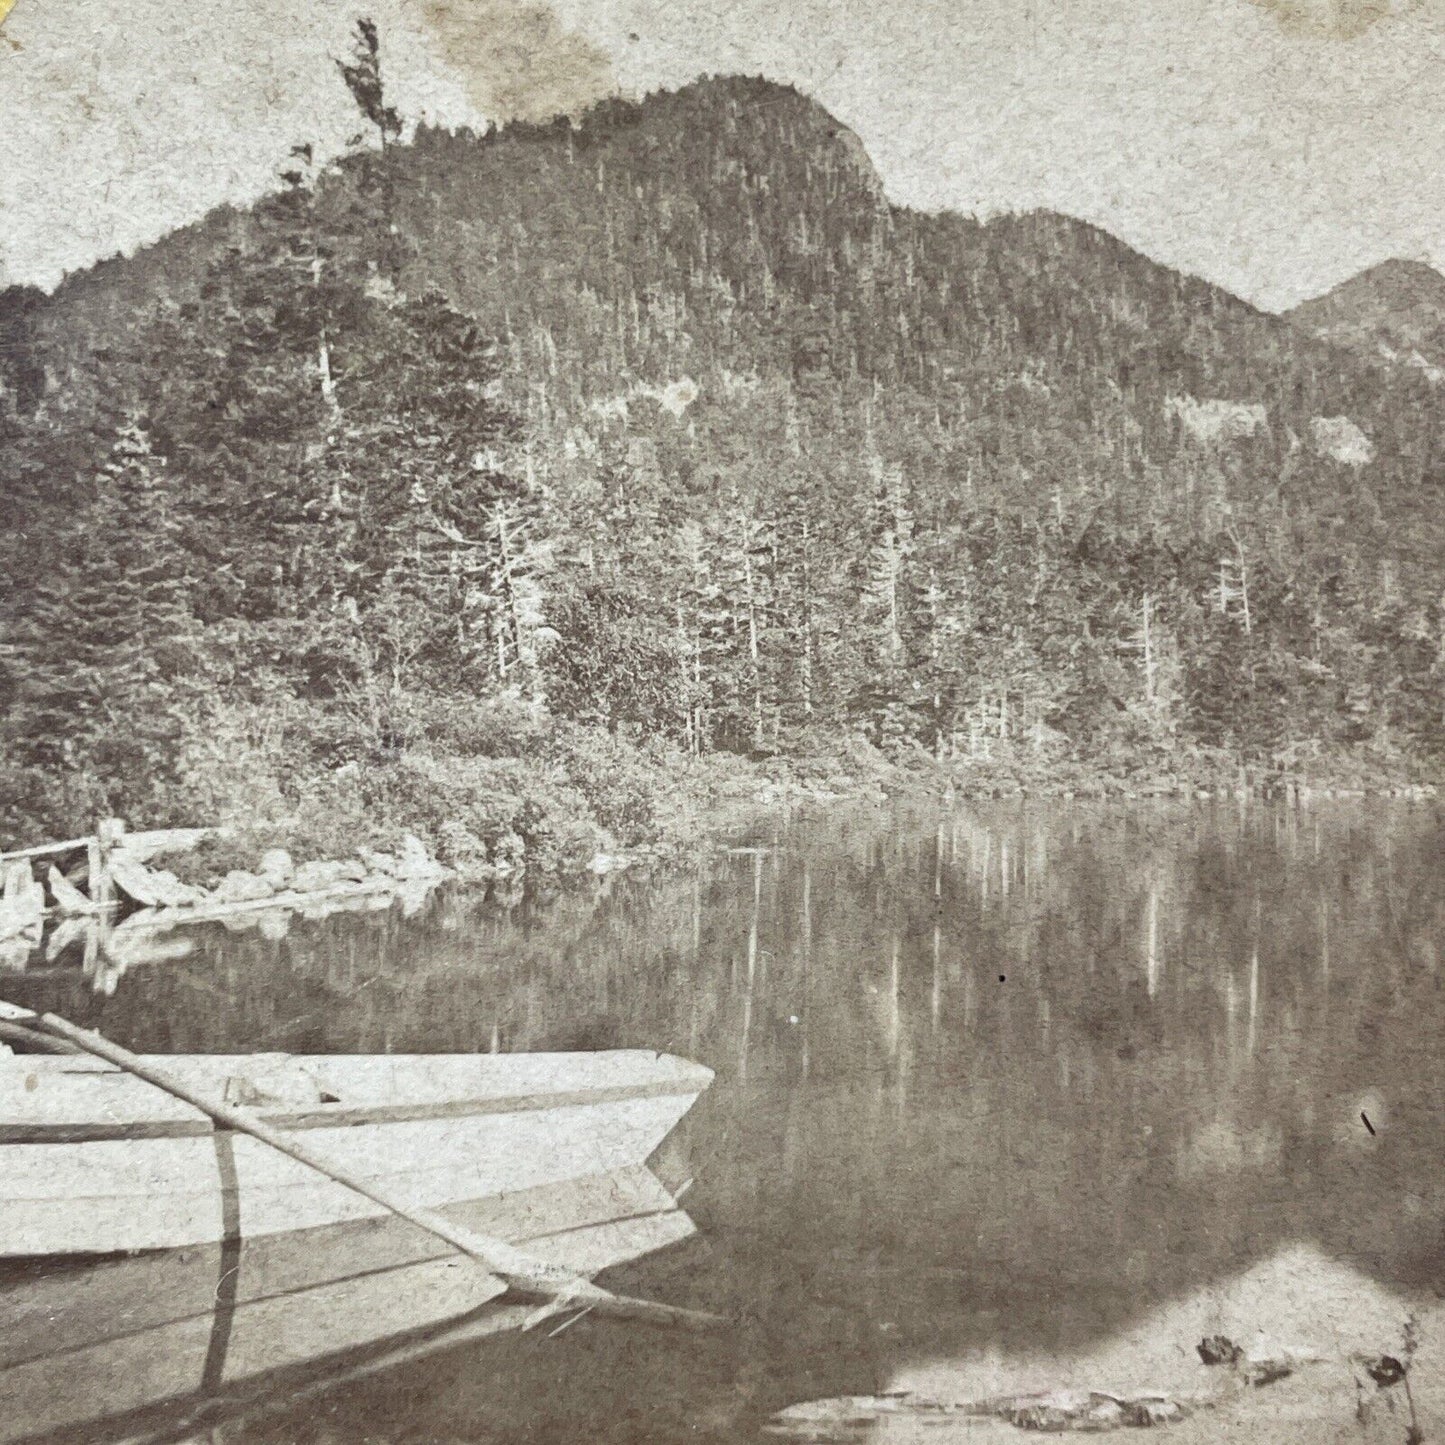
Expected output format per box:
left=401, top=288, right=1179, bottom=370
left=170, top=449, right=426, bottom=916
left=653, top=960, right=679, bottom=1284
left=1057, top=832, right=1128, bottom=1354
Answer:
left=315, top=288, right=535, bottom=718
left=858, top=459, right=918, bottom=738
left=2, top=419, right=199, bottom=805
left=337, top=19, right=402, bottom=151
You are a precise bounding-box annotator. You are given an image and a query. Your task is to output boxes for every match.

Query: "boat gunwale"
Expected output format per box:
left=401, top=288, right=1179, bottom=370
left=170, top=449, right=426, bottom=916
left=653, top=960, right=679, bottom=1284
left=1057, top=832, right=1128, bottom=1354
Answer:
left=0, top=1072, right=711, bottom=1145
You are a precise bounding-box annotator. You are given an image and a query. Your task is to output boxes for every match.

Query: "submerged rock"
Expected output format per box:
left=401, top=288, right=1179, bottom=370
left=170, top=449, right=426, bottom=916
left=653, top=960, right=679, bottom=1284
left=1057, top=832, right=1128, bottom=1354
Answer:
left=47, top=865, right=94, bottom=916
left=1198, top=1335, right=1244, bottom=1366
left=0, top=861, right=45, bottom=944
left=766, top=1393, right=961, bottom=1433
left=1363, top=1355, right=1407, bottom=1389
left=212, top=870, right=274, bottom=904
left=395, top=834, right=445, bottom=882
left=292, top=859, right=357, bottom=892
left=1008, top=1391, right=1130, bottom=1431
left=257, top=849, right=294, bottom=888
left=149, top=869, right=208, bottom=907
left=108, top=856, right=206, bottom=909
left=358, top=847, right=399, bottom=878
left=766, top=1377, right=1268, bottom=1438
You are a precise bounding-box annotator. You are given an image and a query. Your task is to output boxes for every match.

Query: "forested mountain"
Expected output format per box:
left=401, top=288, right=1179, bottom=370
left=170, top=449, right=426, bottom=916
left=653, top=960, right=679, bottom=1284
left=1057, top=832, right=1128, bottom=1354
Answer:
left=2, top=68, right=1442, bottom=848
left=1288, top=258, right=1445, bottom=379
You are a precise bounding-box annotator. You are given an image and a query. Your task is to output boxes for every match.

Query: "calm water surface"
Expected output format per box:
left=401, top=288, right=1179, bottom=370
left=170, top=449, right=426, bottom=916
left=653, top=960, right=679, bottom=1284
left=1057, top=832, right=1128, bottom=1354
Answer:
left=6, top=800, right=1445, bottom=1443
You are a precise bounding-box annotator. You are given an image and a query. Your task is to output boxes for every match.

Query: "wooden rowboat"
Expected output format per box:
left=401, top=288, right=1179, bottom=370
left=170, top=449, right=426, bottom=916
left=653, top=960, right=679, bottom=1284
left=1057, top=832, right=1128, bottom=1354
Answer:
left=0, top=1163, right=698, bottom=1445
left=0, top=1049, right=713, bottom=1256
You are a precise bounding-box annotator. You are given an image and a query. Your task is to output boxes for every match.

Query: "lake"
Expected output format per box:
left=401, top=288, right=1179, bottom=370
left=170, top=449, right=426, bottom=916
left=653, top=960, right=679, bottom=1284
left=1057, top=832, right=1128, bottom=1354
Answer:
left=4, top=799, right=1444, bottom=1443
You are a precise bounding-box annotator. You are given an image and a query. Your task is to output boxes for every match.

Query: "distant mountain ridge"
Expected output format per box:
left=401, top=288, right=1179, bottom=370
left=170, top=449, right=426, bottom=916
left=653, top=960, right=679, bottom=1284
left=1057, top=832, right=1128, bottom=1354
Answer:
left=21, top=77, right=1440, bottom=565
left=1287, top=258, right=1445, bottom=380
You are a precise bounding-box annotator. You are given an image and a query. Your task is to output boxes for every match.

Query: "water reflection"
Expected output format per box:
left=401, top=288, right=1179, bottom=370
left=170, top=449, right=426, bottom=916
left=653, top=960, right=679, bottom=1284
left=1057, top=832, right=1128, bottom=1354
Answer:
left=3, top=799, right=1444, bottom=1442
left=1, top=1167, right=694, bottom=1445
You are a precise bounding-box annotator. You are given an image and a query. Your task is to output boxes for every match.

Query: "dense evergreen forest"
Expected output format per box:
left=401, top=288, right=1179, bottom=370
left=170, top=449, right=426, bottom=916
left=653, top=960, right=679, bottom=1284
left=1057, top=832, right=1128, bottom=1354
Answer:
left=3, top=35, right=1443, bottom=863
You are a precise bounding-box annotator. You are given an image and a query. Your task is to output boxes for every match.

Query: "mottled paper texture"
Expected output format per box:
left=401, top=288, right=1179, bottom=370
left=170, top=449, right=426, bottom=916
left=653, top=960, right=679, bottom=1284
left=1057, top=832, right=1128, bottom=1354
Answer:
left=2, top=2, right=1443, bottom=1443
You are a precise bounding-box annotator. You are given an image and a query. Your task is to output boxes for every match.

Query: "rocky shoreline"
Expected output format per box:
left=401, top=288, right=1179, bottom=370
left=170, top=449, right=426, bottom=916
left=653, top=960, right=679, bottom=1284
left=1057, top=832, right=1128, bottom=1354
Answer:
left=110, top=834, right=448, bottom=914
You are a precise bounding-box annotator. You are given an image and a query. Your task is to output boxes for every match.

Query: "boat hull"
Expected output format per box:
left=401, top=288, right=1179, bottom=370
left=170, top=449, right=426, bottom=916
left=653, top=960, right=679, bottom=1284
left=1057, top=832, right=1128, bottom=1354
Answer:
left=0, top=1050, right=712, bottom=1254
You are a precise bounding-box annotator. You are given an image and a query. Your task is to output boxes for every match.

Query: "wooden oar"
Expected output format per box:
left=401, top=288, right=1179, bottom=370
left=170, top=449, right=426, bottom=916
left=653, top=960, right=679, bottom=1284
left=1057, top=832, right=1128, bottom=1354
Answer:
left=0, top=1017, right=82, bottom=1053
left=0, top=1001, right=725, bottom=1333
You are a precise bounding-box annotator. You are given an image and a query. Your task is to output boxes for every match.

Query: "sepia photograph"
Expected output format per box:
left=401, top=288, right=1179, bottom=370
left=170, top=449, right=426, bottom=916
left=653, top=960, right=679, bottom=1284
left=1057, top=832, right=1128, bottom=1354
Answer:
left=1, top=0, right=1442, bottom=1440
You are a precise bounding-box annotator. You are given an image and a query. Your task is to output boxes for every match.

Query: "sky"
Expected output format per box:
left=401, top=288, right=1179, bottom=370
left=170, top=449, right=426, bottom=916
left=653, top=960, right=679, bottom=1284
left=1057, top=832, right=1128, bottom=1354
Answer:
left=1, top=0, right=1443, bottom=310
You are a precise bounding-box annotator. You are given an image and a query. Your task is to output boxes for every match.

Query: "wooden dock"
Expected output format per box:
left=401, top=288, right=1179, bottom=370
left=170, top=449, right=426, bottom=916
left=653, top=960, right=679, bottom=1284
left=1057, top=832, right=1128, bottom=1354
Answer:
left=0, top=819, right=217, bottom=924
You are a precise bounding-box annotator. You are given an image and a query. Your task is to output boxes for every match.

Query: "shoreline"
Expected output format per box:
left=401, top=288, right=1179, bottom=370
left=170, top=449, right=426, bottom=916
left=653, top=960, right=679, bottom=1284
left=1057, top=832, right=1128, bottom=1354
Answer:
left=7, top=739, right=1437, bottom=992
left=4, top=731, right=1440, bottom=905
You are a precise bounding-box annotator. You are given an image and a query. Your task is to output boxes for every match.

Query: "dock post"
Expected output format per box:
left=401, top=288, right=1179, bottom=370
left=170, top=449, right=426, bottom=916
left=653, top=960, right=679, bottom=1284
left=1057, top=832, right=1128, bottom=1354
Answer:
left=91, top=817, right=125, bottom=909
left=86, top=835, right=104, bottom=908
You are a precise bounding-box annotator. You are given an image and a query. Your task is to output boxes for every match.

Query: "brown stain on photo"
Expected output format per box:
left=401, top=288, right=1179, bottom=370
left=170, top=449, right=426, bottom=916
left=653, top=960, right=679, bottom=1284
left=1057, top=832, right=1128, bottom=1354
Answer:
left=1246, top=0, right=1422, bottom=40
left=417, top=0, right=615, bottom=123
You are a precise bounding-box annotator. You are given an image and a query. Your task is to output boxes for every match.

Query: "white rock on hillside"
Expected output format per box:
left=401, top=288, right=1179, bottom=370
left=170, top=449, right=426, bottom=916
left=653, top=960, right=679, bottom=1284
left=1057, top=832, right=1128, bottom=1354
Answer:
left=655, top=377, right=699, bottom=418
left=1310, top=415, right=1375, bottom=466
left=1164, top=395, right=1268, bottom=444
left=587, top=395, right=630, bottom=424
left=1407, top=350, right=1445, bottom=384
